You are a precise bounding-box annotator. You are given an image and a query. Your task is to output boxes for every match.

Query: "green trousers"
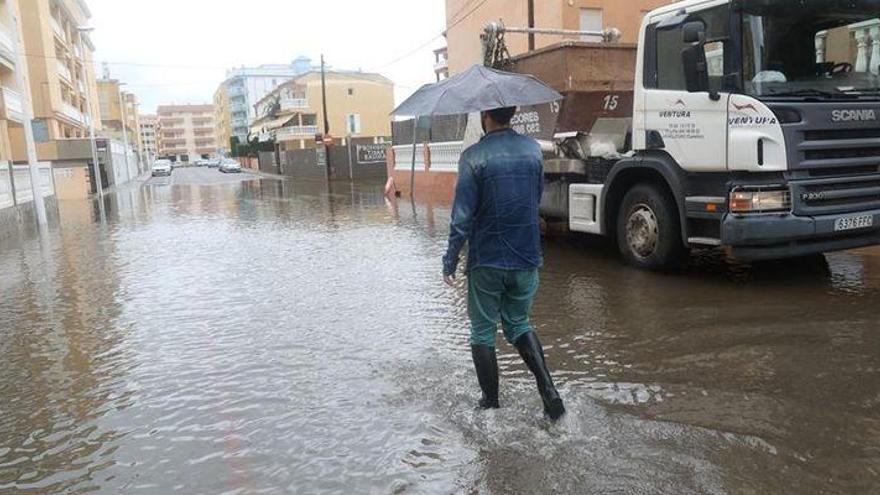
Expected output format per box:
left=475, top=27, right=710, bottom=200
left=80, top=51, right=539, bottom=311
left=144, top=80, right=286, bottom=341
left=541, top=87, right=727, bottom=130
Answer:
left=467, top=266, right=539, bottom=347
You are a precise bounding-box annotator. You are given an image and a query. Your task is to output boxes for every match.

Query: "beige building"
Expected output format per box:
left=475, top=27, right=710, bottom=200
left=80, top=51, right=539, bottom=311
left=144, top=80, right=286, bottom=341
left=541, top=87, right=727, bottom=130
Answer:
left=13, top=0, right=100, bottom=161
left=251, top=71, right=393, bottom=151
left=0, top=0, right=30, bottom=165
left=138, top=113, right=157, bottom=161
left=445, top=0, right=673, bottom=74
left=97, top=78, right=139, bottom=151
left=157, top=104, right=216, bottom=162
left=213, top=84, right=231, bottom=155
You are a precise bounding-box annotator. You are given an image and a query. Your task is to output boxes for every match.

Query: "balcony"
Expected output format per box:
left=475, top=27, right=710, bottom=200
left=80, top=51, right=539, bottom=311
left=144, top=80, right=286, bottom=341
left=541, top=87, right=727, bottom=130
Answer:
left=2, top=87, right=24, bottom=123
left=280, top=98, right=308, bottom=110
left=56, top=60, right=72, bottom=82
left=275, top=125, right=319, bottom=139
left=0, top=21, right=15, bottom=69
left=60, top=102, right=85, bottom=124
left=228, top=85, right=245, bottom=98
left=50, top=16, right=66, bottom=42
left=434, top=58, right=448, bottom=72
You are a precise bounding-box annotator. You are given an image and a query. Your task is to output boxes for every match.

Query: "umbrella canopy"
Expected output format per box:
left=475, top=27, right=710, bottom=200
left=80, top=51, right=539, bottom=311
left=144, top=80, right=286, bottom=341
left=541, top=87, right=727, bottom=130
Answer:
left=392, top=64, right=563, bottom=117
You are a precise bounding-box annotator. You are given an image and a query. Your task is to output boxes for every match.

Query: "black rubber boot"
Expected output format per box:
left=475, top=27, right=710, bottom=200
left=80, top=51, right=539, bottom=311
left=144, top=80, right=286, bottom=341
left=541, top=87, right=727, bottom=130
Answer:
left=514, top=332, right=565, bottom=420
left=471, top=345, right=500, bottom=409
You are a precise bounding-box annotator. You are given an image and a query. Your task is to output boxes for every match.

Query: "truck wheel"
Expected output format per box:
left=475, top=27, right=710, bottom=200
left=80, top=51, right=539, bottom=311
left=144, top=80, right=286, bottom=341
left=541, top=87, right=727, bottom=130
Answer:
left=616, top=183, right=685, bottom=271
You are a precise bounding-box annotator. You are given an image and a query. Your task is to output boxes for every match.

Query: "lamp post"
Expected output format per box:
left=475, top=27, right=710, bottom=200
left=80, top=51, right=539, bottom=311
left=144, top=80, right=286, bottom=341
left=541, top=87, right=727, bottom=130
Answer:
left=117, top=82, right=132, bottom=183
left=7, top=1, right=47, bottom=226
left=76, top=26, right=103, bottom=199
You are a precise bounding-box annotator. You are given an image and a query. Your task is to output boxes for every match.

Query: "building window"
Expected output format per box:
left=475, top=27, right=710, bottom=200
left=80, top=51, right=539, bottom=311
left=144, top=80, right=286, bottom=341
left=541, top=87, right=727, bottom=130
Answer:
left=579, top=8, right=604, bottom=42
left=346, top=114, right=361, bottom=134
left=347, top=88, right=354, bottom=97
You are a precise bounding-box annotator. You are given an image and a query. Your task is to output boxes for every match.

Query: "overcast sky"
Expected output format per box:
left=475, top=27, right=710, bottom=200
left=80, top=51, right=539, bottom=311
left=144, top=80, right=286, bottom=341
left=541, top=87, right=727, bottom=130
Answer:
left=87, top=0, right=447, bottom=114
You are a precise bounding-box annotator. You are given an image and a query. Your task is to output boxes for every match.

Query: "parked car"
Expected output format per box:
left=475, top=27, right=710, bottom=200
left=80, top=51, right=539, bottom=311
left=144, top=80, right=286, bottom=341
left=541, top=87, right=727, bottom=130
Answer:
left=219, top=160, right=242, bottom=173
left=195, top=159, right=207, bottom=167
left=151, top=160, right=173, bottom=177
left=207, top=158, right=221, bottom=168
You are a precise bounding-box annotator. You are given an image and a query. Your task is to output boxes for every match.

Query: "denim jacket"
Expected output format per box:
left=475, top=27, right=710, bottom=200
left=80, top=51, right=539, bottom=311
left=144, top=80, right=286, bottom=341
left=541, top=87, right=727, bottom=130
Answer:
left=442, top=128, right=544, bottom=276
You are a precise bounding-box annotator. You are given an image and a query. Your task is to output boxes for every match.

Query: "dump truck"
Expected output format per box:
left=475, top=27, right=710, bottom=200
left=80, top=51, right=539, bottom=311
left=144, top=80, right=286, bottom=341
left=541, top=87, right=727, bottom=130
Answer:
left=489, top=0, right=880, bottom=270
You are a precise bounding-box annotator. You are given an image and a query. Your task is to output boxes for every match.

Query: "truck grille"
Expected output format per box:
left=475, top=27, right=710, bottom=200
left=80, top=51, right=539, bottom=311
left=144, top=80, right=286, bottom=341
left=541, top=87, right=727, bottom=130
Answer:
left=791, top=175, right=880, bottom=215
left=799, top=128, right=880, bottom=169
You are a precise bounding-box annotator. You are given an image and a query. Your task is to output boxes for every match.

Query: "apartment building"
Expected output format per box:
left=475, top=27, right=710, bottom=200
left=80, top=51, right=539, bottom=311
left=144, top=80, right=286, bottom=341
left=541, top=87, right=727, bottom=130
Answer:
left=97, top=78, right=139, bottom=150
left=139, top=113, right=157, bottom=160
left=433, top=47, right=449, bottom=81
left=250, top=71, right=393, bottom=151
left=0, top=1, right=29, bottom=165
left=213, top=84, right=231, bottom=155
left=156, top=104, right=216, bottom=162
left=14, top=0, right=100, bottom=158
left=214, top=56, right=315, bottom=146
left=444, top=0, right=674, bottom=73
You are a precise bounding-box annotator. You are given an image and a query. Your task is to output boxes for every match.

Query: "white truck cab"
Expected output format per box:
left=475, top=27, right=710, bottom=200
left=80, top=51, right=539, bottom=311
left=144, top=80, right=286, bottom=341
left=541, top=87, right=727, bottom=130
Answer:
left=558, top=0, right=880, bottom=269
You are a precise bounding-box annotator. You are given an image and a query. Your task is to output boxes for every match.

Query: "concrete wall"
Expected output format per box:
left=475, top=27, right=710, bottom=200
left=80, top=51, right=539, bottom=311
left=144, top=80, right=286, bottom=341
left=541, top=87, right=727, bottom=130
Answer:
left=266, top=138, right=389, bottom=182
left=0, top=195, right=58, bottom=241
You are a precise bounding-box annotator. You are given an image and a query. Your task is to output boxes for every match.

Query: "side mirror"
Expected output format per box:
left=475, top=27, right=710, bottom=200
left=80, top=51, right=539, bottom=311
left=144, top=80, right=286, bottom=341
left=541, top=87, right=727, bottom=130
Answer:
left=682, top=45, right=710, bottom=93
left=682, top=21, right=705, bottom=44
left=681, top=21, right=710, bottom=94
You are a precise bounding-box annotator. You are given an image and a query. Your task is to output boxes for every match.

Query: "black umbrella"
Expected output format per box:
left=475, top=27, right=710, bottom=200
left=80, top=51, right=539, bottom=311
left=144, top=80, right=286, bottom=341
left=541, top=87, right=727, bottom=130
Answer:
left=392, top=64, right=563, bottom=117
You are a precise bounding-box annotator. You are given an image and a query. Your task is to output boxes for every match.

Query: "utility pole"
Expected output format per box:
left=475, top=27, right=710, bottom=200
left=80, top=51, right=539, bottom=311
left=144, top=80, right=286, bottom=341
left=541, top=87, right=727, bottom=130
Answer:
left=7, top=1, right=47, bottom=226
left=527, top=0, right=535, bottom=51
left=320, top=54, right=332, bottom=180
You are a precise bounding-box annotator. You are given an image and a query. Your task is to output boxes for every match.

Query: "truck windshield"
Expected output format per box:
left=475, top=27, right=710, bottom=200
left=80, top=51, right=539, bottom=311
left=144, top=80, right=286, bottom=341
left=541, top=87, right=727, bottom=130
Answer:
left=740, top=1, right=880, bottom=98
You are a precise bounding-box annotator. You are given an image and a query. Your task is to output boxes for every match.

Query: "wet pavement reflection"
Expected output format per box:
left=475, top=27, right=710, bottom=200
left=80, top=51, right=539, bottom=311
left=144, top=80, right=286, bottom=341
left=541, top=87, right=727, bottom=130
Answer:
left=1, top=168, right=879, bottom=493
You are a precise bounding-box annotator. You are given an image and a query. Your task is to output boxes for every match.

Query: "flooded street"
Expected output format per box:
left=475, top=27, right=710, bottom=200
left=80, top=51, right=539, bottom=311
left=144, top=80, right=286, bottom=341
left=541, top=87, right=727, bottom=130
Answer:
left=2, top=168, right=879, bottom=494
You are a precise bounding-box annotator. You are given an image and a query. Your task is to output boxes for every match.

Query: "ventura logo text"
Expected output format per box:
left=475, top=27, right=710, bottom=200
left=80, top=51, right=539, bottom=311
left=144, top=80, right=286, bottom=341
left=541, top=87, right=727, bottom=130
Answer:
left=831, top=109, right=877, bottom=122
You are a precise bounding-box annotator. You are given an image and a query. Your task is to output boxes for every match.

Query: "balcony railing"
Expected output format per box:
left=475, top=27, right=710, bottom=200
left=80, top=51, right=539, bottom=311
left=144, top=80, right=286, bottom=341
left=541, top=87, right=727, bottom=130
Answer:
left=56, top=60, right=72, bottom=81
left=275, top=125, right=319, bottom=139
left=0, top=21, right=15, bottom=65
left=2, top=87, right=24, bottom=123
left=434, top=58, right=448, bottom=72
left=280, top=98, right=308, bottom=110
left=50, top=16, right=66, bottom=42
left=60, top=102, right=85, bottom=124
left=816, top=19, right=880, bottom=74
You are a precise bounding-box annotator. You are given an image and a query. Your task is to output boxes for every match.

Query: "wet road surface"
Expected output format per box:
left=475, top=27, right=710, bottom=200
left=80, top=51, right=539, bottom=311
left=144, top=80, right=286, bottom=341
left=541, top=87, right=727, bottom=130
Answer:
left=1, top=167, right=879, bottom=494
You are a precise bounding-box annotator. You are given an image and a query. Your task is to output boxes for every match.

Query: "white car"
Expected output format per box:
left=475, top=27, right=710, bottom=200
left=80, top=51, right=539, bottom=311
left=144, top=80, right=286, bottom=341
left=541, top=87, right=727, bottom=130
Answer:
left=219, top=160, right=242, bottom=173
left=151, top=160, right=173, bottom=177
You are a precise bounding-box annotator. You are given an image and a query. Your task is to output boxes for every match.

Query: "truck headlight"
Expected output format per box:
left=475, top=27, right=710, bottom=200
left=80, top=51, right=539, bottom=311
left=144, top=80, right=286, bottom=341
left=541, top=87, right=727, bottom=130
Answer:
left=729, top=187, right=791, bottom=214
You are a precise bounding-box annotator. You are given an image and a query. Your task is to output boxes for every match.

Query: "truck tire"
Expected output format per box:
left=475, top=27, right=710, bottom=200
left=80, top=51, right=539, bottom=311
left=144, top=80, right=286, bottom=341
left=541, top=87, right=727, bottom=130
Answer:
left=616, top=183, right=685, bottom=271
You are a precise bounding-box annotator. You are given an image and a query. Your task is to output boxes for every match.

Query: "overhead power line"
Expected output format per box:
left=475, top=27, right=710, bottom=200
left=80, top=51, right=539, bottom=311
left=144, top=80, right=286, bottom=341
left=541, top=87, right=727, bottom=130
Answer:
left=370, top=0, right=490, bottom=71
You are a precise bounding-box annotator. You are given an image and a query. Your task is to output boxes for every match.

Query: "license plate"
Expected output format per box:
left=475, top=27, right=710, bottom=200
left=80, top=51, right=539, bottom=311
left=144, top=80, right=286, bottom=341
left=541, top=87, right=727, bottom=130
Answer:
left=834, top=214, right=874, bottom=232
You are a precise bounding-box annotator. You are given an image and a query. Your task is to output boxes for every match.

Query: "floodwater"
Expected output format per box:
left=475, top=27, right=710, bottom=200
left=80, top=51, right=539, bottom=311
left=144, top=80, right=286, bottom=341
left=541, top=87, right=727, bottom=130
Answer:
left=1, top=167, right=879, bottom=494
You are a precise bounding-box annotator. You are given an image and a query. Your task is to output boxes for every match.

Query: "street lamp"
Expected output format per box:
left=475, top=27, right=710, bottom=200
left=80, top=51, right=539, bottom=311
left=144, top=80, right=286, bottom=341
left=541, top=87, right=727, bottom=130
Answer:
left=117, top=82, right=132, bottom=183
left=75, top=25, right=103, bottom=198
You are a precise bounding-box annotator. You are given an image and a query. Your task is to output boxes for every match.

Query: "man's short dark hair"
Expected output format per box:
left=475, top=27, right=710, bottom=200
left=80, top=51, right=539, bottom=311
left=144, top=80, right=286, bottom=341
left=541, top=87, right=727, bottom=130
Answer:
left=486, top=107, right=517, bottom=126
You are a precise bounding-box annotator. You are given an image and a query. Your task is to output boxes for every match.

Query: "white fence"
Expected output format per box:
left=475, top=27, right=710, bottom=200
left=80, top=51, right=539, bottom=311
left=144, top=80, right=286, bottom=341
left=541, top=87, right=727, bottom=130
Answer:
left=0, top=161, right=12, bottom=209
left=0, top=161, right=55, bottom=211
left=393, top=141, right=463, bottom=173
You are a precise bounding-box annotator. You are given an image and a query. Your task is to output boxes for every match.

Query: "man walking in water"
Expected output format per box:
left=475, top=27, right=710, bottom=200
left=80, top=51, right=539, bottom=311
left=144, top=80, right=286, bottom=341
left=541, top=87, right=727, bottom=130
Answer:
left=443, top=107, right=565, bottom=420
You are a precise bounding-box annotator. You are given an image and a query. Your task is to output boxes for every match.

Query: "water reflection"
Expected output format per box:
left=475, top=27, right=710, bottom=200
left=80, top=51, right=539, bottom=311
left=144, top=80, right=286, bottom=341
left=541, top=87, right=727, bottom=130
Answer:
left=1, top=170, right=879, bottom=493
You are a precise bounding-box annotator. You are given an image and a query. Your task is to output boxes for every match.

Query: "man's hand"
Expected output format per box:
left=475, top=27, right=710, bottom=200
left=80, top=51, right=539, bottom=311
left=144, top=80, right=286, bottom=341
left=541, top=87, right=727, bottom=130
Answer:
left=443, top=274, right=456, bottom=286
